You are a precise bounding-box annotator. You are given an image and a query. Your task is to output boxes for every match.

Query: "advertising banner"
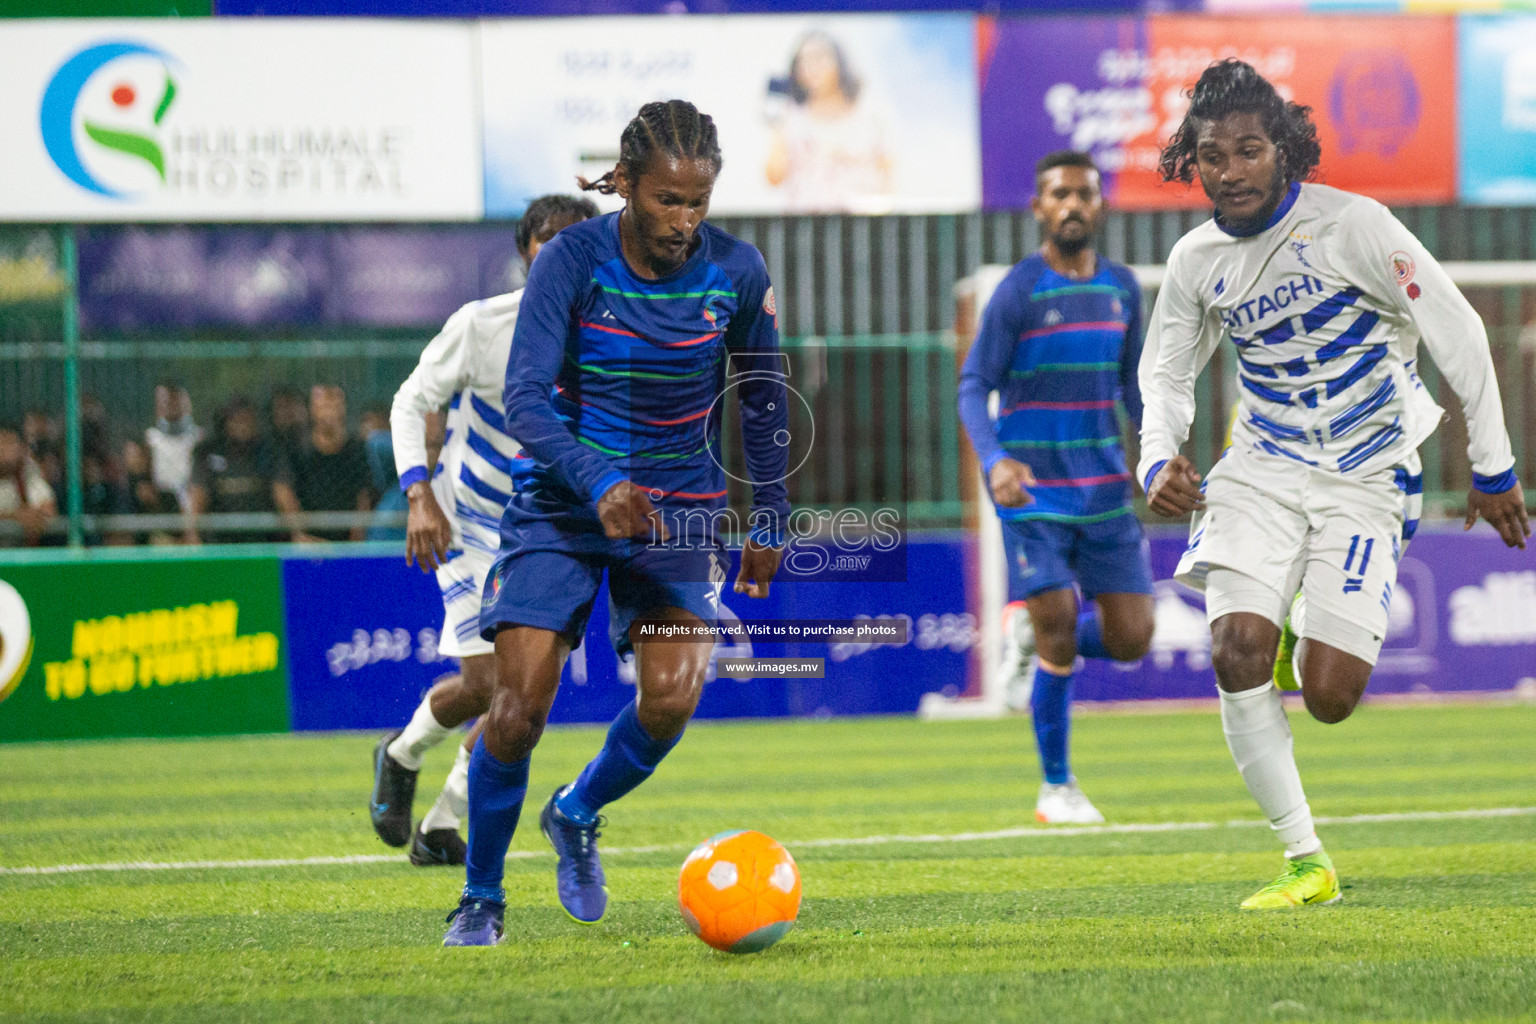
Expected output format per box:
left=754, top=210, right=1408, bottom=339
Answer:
left=0, top=20, right=482, bottom=222
left=280, top=540, right=974, bottom=731
left=0, top=556, right=290, bottom=742
left=980, top=14, right=1457, bottom=210
left=1459, top=16, right=1536, bottom=204
left=479, top=14, right=980, bottom=217
left=76, top=226, right=526, bottom=333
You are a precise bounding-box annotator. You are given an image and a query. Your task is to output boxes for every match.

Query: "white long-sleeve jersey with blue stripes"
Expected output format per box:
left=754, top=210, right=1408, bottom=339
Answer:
left=1137, top=182, right=1518, bottom=496
left=391, top=291, right=527, bottom=552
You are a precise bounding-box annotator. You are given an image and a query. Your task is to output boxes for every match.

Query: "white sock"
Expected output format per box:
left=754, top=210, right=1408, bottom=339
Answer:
left=1219, top=683, right=1321, bottom=857
left=421, top=744, right=470, bottom=833
left=386, top=696, right=451, bottom=772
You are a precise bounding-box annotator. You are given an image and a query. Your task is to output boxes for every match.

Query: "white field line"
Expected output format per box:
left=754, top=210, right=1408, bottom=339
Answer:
left=2, top=806, right=1532, bottom=878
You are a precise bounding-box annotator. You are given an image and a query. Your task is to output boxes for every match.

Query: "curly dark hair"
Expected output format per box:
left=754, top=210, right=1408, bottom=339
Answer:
left=515, top=194, right=599, bottom=257
left=578, top=100, right=722, bottom=196
left=1158, top=59, right=1321, bottom=186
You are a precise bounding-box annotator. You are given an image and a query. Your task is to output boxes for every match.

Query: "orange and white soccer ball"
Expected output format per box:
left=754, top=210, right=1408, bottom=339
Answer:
left=678, top=830, right=800, bottom=953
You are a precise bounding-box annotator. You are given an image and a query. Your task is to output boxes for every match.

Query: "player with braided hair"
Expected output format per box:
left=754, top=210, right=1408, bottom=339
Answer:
left=443, top=100, right=789, bottom=946
left=1141, top=60, right=1527, bottom=910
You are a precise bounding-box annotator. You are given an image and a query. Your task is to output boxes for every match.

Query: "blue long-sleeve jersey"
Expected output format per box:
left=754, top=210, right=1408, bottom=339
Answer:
left=504, top=213, right=790, bottom=535
left=958, top=254, right=1144, bottom=522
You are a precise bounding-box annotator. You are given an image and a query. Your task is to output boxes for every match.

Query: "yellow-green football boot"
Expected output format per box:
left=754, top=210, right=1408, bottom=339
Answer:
left=1273, top=597, right=1302, bottom=692
left=1240, top=850, right=1341, bottom=910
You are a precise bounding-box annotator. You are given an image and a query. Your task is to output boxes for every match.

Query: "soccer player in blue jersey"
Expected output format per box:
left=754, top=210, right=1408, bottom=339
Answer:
left=958, top=151, right=1155, bottom=824
left=442, top=100, right=789, bottom=946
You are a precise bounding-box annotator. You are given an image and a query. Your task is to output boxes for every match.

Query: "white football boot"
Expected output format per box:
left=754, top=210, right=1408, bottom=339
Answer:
left=1035, top=779, right=1105, bottom=824
left=998, top=602, right=1037, bottom=712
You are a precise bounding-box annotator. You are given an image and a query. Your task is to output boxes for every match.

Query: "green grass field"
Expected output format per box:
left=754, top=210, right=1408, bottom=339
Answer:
left=2, top=701, right=1534, bottom=1023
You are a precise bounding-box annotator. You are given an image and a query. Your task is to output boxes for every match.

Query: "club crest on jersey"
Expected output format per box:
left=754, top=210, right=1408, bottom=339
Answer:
left=1390, top=251, right=1415, bottom=287
left=702, top=298, right=719, bottom=327
left=1289, top=232, right=1315, bottom=269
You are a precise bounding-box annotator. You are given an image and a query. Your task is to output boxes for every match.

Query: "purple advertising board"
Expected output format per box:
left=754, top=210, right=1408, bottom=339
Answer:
left=979, top=16, right=1148, bottom=212
left=77, top=225, right=525, bottom=333
left=1073, top=528, right=1536, bottom=702
left=281, top=538, right=975, bottom=732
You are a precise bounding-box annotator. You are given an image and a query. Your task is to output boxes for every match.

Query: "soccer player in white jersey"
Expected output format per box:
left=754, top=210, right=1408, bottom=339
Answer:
left=1139, top=61, right=1529, bottom=909
left=370, top=194, right=599, bottom=866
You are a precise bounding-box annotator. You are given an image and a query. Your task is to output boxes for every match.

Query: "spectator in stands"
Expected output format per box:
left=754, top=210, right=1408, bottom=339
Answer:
left=122, top=438, right=182, bottom=544
left=79, top=450, right=132, bottom=547
left=144, top=381, right=203, bottom=510
left=268, top=387, right=308, bottom=460
left=21, top=408, right=63, bottom=495
left=275, top=385, right=374, bottom=542
left=0, top=421, right=57, bottom=547
left=361, top=403, right=405, bottom=542
left=186, top=396, right=283, bottom=544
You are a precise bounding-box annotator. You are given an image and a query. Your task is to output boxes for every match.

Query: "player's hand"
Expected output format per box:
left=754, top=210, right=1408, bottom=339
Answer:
left=1147, top=455, right=1205, bottom=518
left=987, top=457, right=1035, bottom=508
left=596, top=480, right=670, bottom=542
left=734, top=538, right=783, bottom=599
left=405, top=482, right=454, bottom=572
left=1465, top=481, right=1530, bottom=550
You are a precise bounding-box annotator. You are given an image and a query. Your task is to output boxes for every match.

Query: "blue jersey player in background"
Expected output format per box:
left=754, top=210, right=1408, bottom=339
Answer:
left=958, top=151, right=1155, bottom=825
left=444, top=100, right=790, bottom=946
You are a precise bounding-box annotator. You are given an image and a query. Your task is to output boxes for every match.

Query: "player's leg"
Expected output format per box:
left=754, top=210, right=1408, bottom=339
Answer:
left=1285, top=458, right=1412, bottom=724
left=1076, top=513, right=1156, bottom=664
left=1182, top=453, right=1335, bottom=908
left=999, top=518, right=1098, bottom=822
left=444, top=538, right=601, bottom=947
left=1207, top=578, right=1337, bottom=910
left=541, top=544, right=721, bottom=924
left=372, top=552, right=499, bottom=848
left=410, top=664, right=494, bottom=867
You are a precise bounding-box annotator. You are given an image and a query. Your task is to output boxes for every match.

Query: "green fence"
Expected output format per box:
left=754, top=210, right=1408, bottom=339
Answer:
left=4, top=220, right=1535, bottom=548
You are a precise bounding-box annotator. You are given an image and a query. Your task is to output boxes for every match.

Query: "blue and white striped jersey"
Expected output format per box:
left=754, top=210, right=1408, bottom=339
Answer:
left=391, top=291, right=528, bottom=554
left=1139, top=183, right=1516, bottom=494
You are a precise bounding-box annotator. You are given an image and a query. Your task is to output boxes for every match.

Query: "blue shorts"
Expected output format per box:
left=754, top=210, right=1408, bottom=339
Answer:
left=480, top=496, right=725, bottom=653
left=1001, top=511, right=1153, bottom=602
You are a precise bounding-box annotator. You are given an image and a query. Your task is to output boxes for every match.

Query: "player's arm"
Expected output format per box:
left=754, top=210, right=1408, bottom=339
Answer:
left=392, top=305, right=479, bottom=571
left=1137, top=248, right=1220, bottom=517
left=724, top=257, right=789, bottom=598
left=503, top=235, right=661, bottom=541
left=957, top=273, right=1035, bottom=508
left=1339, top=203, right=1528, bottom=549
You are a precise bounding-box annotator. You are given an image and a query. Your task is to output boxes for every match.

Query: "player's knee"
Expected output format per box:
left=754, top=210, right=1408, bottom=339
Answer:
left=1103, top=617, right=1154, bottom=661
left=1210, top=637, right=1272, bottom=690
left=1030, top=608, right=1078, bottom=665
left=1302, top=684, right=1360, bottom=725
left=484, top=691, right=548, bottom=760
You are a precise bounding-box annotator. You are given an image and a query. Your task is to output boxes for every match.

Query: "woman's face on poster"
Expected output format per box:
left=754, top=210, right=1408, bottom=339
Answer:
left=794, top=36, right=842, bottom=100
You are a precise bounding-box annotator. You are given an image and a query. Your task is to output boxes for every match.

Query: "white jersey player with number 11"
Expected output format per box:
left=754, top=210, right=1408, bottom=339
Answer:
left=368, top=195, right=599, bottom=867
left=1139, top=60, right=1529, bottom=911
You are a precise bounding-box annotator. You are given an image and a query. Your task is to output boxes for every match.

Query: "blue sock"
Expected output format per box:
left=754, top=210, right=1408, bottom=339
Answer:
left=463, top=735, right=529, bottom=901
left=557, top=700, right=680, bottom=824
left=1075, top=610, right=1111, bottom=661
left=1031, top=663, right=1074, bottom=785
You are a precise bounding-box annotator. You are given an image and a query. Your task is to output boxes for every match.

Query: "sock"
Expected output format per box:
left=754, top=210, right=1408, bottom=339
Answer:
left=463, top=735, right=529, bottom=900
left=1219, top=683, right=1321, bottom=857
left=421, top=744, right=470, bottom=833
left=556, top=700, right=681, bottom=824
left=1075, top=610, right=1111, bottom=661
left=387, top=695, right=452, bottom=771
left=1030, top=663, right=1074, bottom=786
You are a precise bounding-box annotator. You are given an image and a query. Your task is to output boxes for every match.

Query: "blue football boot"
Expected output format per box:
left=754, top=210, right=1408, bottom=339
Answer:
left=442, top=894, right=505, bottom=946
left=540, top=788, right=608, bottom=924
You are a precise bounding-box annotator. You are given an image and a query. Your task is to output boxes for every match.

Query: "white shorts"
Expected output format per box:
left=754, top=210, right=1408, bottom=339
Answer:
left=435, top=544, right=496, bottom=658
left=1176, top=446, right=1422, bottom=666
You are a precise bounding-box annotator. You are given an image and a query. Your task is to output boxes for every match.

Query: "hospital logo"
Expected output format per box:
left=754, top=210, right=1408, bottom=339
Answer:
left=0, top=580, right=35, bottom=705
left=40, top=40, right=180, bottom=199
left=1389, top=251, right=1416, bottom=287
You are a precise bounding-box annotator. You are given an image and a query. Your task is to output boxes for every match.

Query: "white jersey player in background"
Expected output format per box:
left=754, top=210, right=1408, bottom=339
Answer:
left=370, top=195, right=599, bottom=866
left=1139, top=60, right=1529, bottom=910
